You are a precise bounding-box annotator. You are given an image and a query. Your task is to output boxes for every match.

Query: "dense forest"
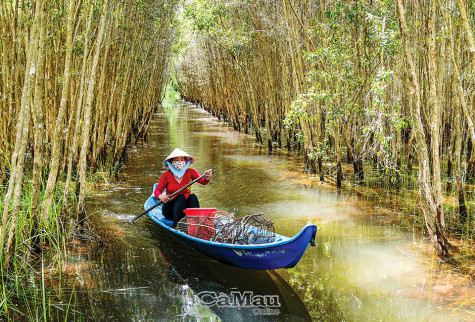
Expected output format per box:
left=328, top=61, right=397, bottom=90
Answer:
left=174, top=0, right=475, bottom=256
left=1, top=0, right=475, bottom=318
left=0, top=0, right=178, bottom=315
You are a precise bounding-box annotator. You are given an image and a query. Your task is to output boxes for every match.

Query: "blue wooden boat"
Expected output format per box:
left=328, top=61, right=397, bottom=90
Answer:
left=144, top=184, right=317, bottom=270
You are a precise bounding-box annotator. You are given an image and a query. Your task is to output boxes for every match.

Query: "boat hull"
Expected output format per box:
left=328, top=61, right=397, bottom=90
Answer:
left=144, top=193, right=317, bottom=270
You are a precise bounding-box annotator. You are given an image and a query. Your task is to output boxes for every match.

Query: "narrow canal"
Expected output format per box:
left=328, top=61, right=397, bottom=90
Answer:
left=71, top=99, right=460, bottom=321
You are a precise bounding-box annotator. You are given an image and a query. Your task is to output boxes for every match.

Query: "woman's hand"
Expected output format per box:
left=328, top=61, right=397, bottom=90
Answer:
left=204, top=169, right=213, bottom=180
left=159, top=194, right=170, bottom=203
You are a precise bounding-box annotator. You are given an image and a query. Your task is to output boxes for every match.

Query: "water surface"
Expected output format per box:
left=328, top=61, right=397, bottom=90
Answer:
left=74, top=100, right=465, bottom=321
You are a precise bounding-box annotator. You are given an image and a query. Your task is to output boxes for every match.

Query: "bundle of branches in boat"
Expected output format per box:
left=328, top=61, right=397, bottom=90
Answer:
left=176, top=212, right=276, bottom=245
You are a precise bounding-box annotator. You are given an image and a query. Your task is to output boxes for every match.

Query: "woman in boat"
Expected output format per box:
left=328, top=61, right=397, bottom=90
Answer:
left=154, top=148, right=212, bottom=227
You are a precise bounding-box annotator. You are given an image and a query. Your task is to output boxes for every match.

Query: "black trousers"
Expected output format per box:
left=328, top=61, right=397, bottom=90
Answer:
left=162, top=194, right=200, bottom=227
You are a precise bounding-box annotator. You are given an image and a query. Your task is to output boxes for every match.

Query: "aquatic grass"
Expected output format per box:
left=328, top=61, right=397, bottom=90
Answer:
left=64, top=282, right=76, bottom=319
left=86, top=162, right=118, bottom=185
left=0, top=175, right=82, bottom=321
left=41, top=256, right=47, bottom=321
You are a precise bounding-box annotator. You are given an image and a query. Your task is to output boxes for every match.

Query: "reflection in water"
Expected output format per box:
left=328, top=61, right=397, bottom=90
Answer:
left=73, top=100, right=466, bottom=321
left=146, top=221, right=311, bottom=321
left=68, top=234, right=216, bottom=320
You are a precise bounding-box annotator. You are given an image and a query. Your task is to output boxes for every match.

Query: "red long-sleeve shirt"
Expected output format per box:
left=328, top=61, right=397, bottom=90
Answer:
left=154, top=168, right=209, bottom=199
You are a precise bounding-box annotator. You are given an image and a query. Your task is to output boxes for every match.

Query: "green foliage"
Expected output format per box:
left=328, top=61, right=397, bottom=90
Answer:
left=162, top=84, right=181, bottom=104
left=0, top=174, right=77, bottom=320
left=184, top=0, right=222, bottom=33
left=286, top=0, right=404, bottom=172
left=308, top=143, right=330, bottom=162
left=182, top=0, right=254, bottom=56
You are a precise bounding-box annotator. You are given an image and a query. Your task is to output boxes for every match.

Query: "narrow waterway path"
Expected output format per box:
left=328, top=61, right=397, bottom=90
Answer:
left=73, top=100, right=462, bottom=321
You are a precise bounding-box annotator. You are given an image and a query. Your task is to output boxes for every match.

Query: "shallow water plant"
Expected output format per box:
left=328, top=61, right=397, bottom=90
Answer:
left=0, top=176, right=79, bottom=320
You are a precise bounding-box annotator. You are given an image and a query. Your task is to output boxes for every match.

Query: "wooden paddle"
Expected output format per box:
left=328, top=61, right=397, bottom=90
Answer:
left=132, top=173, right=207, bottom=223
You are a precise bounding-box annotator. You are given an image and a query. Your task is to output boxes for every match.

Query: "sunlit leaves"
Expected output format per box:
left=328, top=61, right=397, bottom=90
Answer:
left=287, top=0, right=403, bottom=174
left=182, top=0, right=254, bottom=56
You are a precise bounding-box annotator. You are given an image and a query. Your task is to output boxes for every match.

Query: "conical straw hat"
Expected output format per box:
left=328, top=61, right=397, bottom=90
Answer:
left=163, top=148, right=195, bottom=167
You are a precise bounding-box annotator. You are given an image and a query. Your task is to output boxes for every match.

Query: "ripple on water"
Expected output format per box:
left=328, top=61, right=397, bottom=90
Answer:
left=78, top=101, right=471, bottom=322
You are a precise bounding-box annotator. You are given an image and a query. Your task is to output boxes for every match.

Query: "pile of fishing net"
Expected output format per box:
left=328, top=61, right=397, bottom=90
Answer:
left=176, top=211, right=276, bottom=245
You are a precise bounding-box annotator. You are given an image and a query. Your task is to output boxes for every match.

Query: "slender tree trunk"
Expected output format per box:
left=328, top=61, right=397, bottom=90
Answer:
left=1, top=0, right=43, bottom=264
left=77, top=0, right=109, bottom=225
left=453, top=91, right=467, bottom=228
left=42, top=0, right=77, bottom=218
left=456, top=0, right=475, bottom=70
left=396, top=0, right=448, bottom=256
left=455, top=0, right=475, bottom=146
left=62, top=4, right=94, bottom=215
left=335, top=120, right=343, bottom=189
left=30, top=3, right=47, bottom=227
left=446, top=2, right=468, bottom=229
left=428, top=0, right=445, bottom=230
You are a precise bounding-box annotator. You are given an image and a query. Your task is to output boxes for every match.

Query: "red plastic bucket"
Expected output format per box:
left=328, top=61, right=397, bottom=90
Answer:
left=183, top=208, right=217, bottom=240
